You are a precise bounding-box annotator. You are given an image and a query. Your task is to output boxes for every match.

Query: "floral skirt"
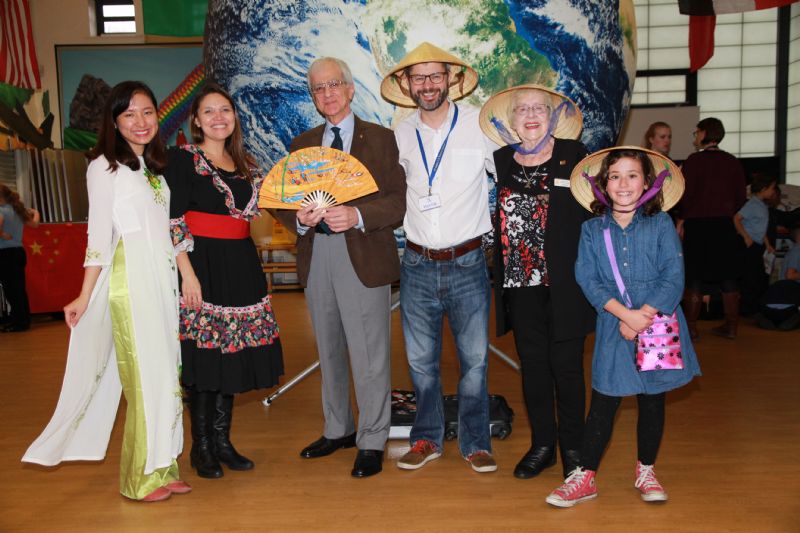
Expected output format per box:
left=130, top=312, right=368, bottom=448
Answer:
left=179, top=235, right=283, bottom=394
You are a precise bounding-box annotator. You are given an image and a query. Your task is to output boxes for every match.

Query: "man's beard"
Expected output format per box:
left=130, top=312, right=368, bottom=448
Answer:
left=411, top=86, right=449, bottom=111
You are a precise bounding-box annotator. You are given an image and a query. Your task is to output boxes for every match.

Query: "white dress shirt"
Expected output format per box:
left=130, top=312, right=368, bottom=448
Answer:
left=395, top=101, right=497, bottom=249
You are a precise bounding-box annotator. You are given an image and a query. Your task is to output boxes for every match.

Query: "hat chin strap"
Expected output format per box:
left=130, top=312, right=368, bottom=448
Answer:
left=491, top=100, right=574, bottom=155
left=582, top=168, right=671, bottom=210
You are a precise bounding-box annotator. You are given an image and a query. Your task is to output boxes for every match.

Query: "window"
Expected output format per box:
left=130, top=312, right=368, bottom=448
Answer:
left=95, top=0, right=136, bottom=35
left=633, top=0, right=780, bottom=159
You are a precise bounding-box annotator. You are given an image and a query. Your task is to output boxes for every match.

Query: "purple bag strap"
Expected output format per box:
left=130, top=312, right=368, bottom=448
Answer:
left=603, top=225, right=633, bottom=308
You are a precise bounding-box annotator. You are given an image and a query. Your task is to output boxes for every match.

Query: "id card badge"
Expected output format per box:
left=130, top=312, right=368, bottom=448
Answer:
left=418, top=194, right=442, bottom=211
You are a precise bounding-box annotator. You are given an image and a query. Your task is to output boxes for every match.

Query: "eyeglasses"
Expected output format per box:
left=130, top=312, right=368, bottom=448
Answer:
left=407, top=72, right=448, bottom=85
left=513, top=104, right=550, bottom=116
left=311, top=80, right=348, bottom=95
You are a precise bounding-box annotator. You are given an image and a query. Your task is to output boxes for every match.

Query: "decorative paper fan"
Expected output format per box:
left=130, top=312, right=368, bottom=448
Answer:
left=259, top=146, right=378, bottom=210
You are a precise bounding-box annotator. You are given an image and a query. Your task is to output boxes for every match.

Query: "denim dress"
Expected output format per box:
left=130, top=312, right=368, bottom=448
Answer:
left=575, top=211, right=701, bottom=396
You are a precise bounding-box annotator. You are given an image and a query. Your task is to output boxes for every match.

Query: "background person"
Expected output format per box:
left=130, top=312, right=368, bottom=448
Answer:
left=0, top=184, right=40, bottom=332
left=676, top=117, right=747, bottom=340
left=734, top=174, right=777, bottom=317
left=643, top=121, right=672, bottom=158
left=23, top=81, right=189, bottom=502
left=479, top=84, right=593, bottom=479
left=166, top=83, right=284, bottom=479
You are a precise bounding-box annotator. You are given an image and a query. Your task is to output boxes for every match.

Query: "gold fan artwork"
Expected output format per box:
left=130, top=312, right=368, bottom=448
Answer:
left=258, top=146, right=378, bottom=210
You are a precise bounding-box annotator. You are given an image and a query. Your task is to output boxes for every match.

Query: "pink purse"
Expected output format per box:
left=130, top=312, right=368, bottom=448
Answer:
left=603, top=226, right=684, bottom=372
left=635, top=311, right=683, bottom=371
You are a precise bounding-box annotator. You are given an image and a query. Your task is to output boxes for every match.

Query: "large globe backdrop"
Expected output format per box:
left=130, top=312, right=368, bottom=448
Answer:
left=205, top=0, right=637, bottom=169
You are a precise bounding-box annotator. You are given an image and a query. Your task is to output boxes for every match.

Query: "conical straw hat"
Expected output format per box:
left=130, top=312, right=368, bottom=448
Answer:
left=380, top=42, right=478, bottom=107
left=569, top=146, right=685, bottom=212
left=479, top=84, right=583, bottom=147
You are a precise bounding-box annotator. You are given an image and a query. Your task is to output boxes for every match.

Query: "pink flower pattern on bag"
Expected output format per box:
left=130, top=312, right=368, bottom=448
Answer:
left=636, top=311, right=683, bottom=371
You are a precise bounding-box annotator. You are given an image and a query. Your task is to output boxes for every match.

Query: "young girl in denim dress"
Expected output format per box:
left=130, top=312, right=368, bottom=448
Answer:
left=546, top=147, right=701, bottom=508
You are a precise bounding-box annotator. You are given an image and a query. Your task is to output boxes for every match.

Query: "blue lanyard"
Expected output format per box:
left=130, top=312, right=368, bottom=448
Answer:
left=415, top=104, right=459, bottom=194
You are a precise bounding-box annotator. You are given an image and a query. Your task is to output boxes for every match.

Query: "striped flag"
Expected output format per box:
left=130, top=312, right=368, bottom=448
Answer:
left=0, top=0, right=41, bottom=89
left=679, top=1, right=797, bottom=15
left=679, top=0, right=798, bottom=71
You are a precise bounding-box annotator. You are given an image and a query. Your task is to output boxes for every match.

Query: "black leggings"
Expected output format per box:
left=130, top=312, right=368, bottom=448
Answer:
left=580, top=389, right=665, bottom=471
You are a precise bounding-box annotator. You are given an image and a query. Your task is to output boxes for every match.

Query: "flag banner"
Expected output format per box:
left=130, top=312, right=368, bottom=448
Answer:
left=689, top=15, right=717, bottom=72
left=0, top=0, right=41, bottom=89
left=23, top=223, right=87, bottom=313
left=679, top=0, right=797, bottom=15
left=142, top=0, right=207, bottom=37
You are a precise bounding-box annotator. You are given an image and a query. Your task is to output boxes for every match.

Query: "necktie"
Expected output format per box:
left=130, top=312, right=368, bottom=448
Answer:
left=315, top=126, right=343, bottom=235
left=331, top=126, right=343, bottom=151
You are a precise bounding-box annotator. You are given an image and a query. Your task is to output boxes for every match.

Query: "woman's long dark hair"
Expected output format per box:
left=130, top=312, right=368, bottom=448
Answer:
left=189, top=82, right=256, bottom=181
left=0, top=184, right=32, bottom=222
left=590, top=149, right=663, bottom=216
left=88, top=81, right=167, bottom=173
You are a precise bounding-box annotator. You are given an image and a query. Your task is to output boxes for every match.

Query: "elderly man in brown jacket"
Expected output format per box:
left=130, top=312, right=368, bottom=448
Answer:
left=274, top=57, right=406, bottom=478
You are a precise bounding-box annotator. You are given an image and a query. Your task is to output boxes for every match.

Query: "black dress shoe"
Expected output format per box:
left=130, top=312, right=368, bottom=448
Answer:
left=351, top=449, right=383, bottom=478
left=300, top=433, right=357, bottom=459
left=513, top=446, right=556, bottom=479
left=561, top=449, right=581, bottom=479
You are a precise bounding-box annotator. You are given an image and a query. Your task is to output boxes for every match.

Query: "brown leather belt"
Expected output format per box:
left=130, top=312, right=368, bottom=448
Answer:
left=406, top=237, right=482, bottom=261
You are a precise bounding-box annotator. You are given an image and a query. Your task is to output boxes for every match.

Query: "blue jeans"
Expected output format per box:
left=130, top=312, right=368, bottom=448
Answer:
left=400, top=245, right=491, bottom=457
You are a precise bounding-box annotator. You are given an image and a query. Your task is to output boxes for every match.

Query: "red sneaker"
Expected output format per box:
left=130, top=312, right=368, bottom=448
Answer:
left=635, top=462, right=668, bottom=502
left=546, top=467, right=598, bottom=508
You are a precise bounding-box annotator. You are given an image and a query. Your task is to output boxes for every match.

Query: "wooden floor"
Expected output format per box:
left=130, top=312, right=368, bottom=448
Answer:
left=2, top=291, right=799, bottom=532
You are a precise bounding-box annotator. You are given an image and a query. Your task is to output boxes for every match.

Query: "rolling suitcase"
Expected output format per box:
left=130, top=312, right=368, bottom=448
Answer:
left=389, top=389, right=514, bottom=440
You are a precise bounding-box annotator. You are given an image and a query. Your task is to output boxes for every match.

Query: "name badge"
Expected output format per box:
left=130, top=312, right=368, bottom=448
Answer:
left=418, top=194, right=442, bottom=211
left=554, top=178, right=571, bottom=188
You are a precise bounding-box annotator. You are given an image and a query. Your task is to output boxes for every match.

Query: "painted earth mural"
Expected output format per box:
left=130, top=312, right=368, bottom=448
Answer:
left=205, top=0, right=637, bottom=169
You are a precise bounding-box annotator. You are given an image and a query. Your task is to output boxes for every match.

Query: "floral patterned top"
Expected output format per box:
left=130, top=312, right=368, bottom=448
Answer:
left=498, top=160, right=550, bottom=288
left=169, top=144, right=263, bottom=254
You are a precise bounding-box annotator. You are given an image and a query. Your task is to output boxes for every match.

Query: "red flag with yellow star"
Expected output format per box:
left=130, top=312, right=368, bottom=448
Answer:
left=22, top=223, right=87, bottom=313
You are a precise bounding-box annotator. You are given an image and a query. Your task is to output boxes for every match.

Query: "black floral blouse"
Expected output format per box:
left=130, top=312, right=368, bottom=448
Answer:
left=498, top=160, right=550, bottom=288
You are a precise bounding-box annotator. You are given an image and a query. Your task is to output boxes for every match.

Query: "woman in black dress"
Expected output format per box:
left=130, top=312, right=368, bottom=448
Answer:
left=480, top=84, right=594, bottom=479
left=166, top=83, right=283, bottom=479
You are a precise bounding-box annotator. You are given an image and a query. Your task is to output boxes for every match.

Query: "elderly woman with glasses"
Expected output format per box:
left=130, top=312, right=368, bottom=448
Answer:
left=479, top=84, right=595, bottom=480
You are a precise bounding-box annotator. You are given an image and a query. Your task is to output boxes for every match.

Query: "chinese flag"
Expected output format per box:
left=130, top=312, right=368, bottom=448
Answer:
left=23, top=223, right=87, bottom=313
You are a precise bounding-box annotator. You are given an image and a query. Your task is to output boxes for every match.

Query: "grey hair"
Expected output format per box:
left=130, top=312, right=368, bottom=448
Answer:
left=307, top=57, right=354, bottom=91
left=508, top=88, right=555, bottom=120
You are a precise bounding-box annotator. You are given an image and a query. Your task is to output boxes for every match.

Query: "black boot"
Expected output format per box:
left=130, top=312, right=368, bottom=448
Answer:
left=213, top=393, right=254, bottom=470
left=190, top=390, right=224, bottom=478
left=513, top=446, right=556, bottom=479
left=561, top=448, right=581, bottom=479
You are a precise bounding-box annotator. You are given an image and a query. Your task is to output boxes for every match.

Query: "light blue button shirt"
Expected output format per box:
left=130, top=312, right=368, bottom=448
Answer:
left=738, top=196, right=769, bottom=244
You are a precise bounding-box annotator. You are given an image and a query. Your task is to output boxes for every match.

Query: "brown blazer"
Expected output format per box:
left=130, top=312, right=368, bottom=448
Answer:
left=273, top=116, right=406, bottom=288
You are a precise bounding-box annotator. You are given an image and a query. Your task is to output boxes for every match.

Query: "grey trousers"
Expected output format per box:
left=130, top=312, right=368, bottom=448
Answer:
left=305, top=233, right=391, bottom=451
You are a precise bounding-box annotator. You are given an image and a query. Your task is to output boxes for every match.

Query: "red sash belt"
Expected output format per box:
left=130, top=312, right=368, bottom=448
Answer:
left=184, top=211, right=250, bottom=239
